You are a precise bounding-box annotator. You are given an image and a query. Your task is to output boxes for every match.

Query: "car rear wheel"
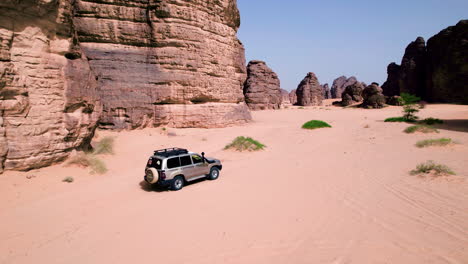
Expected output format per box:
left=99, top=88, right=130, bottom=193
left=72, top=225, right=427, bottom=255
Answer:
left=171, top=176, right=184, bottom=191
left=207, top=167, right=220, bottom=180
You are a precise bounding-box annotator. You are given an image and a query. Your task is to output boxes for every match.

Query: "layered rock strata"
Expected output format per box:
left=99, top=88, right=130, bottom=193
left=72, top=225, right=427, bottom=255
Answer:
left=0, top=0, right=101, bottom=172
left=296, top=72, right=323, bottom=106
left=0, top=0, right=251, bottom=172
left=243, top=60, right=282, bottom=110
left=74, top=0, right=249, bottom=128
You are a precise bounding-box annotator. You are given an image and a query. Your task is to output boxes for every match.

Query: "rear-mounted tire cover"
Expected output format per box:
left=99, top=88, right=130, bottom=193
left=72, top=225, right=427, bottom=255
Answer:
left=146, top=167, right=159, bottom=184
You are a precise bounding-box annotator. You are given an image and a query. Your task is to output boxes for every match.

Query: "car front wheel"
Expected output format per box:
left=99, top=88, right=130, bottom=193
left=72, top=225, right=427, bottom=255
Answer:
left=171, top=176, right=184, bottom=191
left=207, top=167, right=220, bottom=180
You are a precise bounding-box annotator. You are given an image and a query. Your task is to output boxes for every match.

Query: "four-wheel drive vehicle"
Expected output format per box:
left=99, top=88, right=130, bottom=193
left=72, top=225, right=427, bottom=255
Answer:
left=144, top=148, right=222, bottom=191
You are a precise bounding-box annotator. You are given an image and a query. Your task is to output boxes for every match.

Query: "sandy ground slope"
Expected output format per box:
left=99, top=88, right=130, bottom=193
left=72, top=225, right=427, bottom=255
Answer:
left=1, top=102, right=467, bottom=264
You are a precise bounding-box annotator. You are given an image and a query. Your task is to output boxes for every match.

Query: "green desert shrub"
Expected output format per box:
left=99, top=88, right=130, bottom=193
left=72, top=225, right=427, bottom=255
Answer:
left=384, top=117, right=414, bottom=122
left=416, top=138, right=452, bottom=148
left=93, top=136, right=115, bottom=155
left=410, top=161, right=455, bottom=176
left=224, top=136, right=265, bottom=151
left=88, top=157, right=108, bottom=174
left=420, top=118, right=443, bottom=125
left=302, top=120, right=332, bottom=130
left=404, top=125, right=439, bottom=134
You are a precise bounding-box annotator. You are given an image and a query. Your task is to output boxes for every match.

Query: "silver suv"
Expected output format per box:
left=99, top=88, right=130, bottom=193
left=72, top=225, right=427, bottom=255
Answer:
left=144, top=148, right=222, bottom=191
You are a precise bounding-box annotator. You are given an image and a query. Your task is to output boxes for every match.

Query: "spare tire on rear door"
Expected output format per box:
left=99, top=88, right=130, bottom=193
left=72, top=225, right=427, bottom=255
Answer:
left=145, top=167, right=159, bottom=184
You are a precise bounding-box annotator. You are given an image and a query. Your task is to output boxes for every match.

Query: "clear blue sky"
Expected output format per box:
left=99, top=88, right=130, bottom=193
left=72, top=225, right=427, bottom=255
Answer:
left=237, top=0, right=467, bottom=91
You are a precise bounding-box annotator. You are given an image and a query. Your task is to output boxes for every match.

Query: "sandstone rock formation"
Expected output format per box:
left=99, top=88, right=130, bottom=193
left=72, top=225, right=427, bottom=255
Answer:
left=321, top=83, right=331, bottom=99
left=280, top=89, right=291, bottom=105
left=289, top=89, right=297, bottom=105
left=399, top=37, right=427, bottom=97
left=243, top=61, right=282, bottom=110
left=426, top=20, right=468, bottom=104
left=296, top=72, right=323, bottom=106
left=341, top=83, right=364, bottom=106
left=0, top=0, right=101, bottom=172
left=74, top=0, right=249, bottom=128
left=331, top=76, right=360, bottom=98
left=382, top=20, right=467, bottom=104
left=381, top=63, right=401, bottom=96
left=0, top=0, right=251, bottom=173
left=362, top=83, right=385, bottom=108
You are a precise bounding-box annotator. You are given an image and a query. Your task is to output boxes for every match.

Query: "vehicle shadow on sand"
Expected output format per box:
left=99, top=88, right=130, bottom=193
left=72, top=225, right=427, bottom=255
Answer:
left=139, top=178, right=208, bottom=193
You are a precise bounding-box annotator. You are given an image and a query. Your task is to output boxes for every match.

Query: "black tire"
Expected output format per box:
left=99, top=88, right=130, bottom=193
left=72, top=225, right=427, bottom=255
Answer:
left=171, top=176, right=184, bottom=191
left=207, top=167, right=220, bottom=180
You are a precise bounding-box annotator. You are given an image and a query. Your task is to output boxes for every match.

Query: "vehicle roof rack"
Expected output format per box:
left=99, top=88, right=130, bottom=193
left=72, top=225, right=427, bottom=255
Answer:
left=153, top=147, right=189, bottom=157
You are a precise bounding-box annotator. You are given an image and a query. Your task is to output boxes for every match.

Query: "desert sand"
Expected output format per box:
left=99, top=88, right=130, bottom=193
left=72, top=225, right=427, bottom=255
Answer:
left=1, top=102, right=467, bottom=264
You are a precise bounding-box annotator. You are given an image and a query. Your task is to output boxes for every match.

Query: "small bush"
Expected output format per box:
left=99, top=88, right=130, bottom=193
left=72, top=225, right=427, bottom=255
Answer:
left=384, top=117, right=414, bottom=123
left=302, top=120, right=332, bottom=130
left=298, top=106, right=305, bottom=109
left=67, top=153, right=108, bottom=175
left=420, top=118, right=443, bottom=125
left=89, top=157, right=108, bottom=174
left=224, top=136, right=265, bottom=151
left=63, top=177, right=74, bottom=183
left=416, top=138, right=452, bottom=148
left=404, top=125, right=439, bottom=134
left=93, top=136, right=114, bottom=155
left=410, top=161, right=455, bottom=176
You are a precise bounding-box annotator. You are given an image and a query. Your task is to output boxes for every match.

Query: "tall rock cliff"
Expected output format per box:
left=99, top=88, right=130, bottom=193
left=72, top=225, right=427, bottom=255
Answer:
left=426, top=20, right=468, bottom=104
left=382, top=20, right=467, bottom=104
left=74, top=0, right=250, bottom=129
left=0, top=0, right=101, bottom=172
left=0, top=0, right=250, bottom=172
left=399, top=37, right=427, bottom=97
left=243, top=60, right=282, bottom=110
left=296, top=72, right=323, bottom=106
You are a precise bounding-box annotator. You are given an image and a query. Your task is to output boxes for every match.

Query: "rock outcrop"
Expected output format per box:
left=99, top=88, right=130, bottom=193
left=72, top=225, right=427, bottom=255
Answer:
left=382, top=20, right=467, bottom=104
left=243, top=61, right=282, bottom=110
left=381, top=63, right=401, bottom=96
left=341, top=83, right=364, bottom=106
left=0, top=0, right=251, bottom=173
left=0, top=0, right=101, bottom=172
left=321, top=83, right=331, bottom=99
left=399, top=37, right=427, bottom=97
left=289, top=89, right=297, bottom=105
left=426, top=20, right=468, bottom=104
left=362, top=83, right=385, bottom=108
left=280, top=89, right=291, bottom=105
left=296, top=72, right=323, bottom=106
left=330, top=76, right=360, bottom=98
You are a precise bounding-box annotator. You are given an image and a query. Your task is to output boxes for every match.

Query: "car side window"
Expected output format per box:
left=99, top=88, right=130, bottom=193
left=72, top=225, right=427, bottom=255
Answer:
left=191, top=155, right=203, bottom=164
left=180, top=155, right=192, bottom=167
left=167, top=157, right=181, bottom=169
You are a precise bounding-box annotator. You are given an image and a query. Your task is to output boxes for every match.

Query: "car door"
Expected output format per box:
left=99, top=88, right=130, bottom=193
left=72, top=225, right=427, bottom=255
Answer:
left=191, top=154, right=210, bottom=177
left=179, top=155, right=196, bottom=180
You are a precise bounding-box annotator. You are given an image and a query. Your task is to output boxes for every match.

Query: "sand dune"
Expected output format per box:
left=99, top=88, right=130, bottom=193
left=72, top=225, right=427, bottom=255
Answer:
left=1, top=103, right=467, bottom=264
